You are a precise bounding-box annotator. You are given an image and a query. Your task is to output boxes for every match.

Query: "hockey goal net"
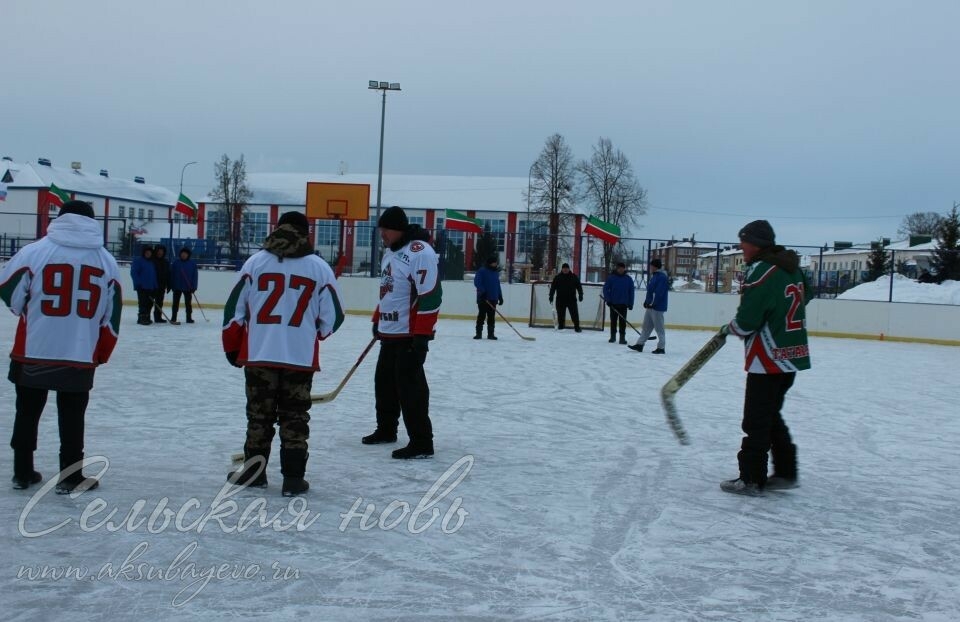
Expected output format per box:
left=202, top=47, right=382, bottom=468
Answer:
left=528, top=282, right=606, bottom=330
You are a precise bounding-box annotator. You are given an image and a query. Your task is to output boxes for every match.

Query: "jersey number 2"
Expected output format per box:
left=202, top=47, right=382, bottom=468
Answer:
left=785, top=283, right=804, bottom=331
left=256, top=273, right=316, bottom=327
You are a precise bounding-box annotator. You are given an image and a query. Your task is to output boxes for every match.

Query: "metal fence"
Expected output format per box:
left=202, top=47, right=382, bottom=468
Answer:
left=2, top=227, right=955, bottom=303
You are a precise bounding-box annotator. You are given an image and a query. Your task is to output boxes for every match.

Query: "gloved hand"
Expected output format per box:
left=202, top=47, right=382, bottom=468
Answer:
left=372, top=322, right=380, bottom=340
left=628, top=305, right=633, bottom=311
left=578, top=294, right=583, bottom=302
left=643, top=302, right=652, bottom=309
left=719, top=324, right=730, bottom=336
left=549, top=296, right=554, bottom=304
left=225, top=351, right=242, bottom=368
left=498, top=295, right=504, bottom=306
left=407, top=335, right=430, bottom=366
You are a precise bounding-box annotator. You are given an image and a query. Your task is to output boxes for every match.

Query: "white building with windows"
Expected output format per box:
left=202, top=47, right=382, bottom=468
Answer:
left=198, top=172, right=588, bottom=274
left=0, top=158, right=187, bottom=258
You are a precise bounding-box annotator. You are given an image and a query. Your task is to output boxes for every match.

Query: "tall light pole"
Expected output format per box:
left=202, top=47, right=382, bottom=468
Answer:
left=368, top=80, right=401, bottom=277
left=170, top=160, right=198, bottom=242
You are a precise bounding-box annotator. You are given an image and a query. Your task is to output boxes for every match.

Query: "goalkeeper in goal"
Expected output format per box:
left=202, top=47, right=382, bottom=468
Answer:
left=548, top=263, right=584, bottom=331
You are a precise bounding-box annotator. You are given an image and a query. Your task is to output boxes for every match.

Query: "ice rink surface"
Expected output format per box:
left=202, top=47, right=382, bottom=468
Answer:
left=0, top=308, right=957, bottom=621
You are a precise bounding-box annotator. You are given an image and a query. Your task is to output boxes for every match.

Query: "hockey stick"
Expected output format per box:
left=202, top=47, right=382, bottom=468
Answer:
left=192, top=292, right=210, bottom=322
left=486, top=301, right=535, bottom=341
left=151, top=299, right=179, bottom=325
left=311, top=336, right=377, bottom=403
left=659, top=331, right=727, bottom=445
left=231, top=337, right=379, bottom=465
left=599, top=294, right=652, bottom=337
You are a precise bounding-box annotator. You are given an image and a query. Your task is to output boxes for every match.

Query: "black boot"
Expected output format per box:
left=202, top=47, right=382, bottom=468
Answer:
left=280, top=448, right=309, bottom=497
left=487, top=330, right=497, bottom=340
left=227, top=449, right=269, bottom=488
left=56, top=453, right=100, bottom=494
left=619, top=335, right=628, bottom=345
left=362, top=429, right=397, bottom=445
left=609, top=333, right=616, bottom=343
left=473, top=328, right=482, bottom=340
left=11, top=450, right=42, bottom=490
left=392, top=441, right=434, bottom=459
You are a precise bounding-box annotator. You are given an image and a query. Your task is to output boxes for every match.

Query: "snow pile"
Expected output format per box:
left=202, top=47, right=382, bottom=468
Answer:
left=837, top=274, right=960, bottom=305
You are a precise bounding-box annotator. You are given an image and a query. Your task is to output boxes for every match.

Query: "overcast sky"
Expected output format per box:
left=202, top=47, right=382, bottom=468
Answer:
left=3, top=0, right=958, bottom=245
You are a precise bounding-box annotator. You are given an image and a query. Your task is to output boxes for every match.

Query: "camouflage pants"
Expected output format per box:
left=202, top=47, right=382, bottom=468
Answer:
left=243, top=367, right=313, bottom=452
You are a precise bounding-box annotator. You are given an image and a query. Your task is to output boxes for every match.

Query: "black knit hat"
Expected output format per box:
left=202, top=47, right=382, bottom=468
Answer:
left=738, top=220, right=775, bottom=248
left=616, top=261, right=626, bottom=268
left=650, top=258, right=662, bottom=269
left=378, top=206, right=408, bottom=231
left=58, top=200, right=95, bottom=219
left=487, top=255, right=499, bottom=265
left=278, top=211, right=309, bottom=234
left=561, top=263, right=570, bottom=269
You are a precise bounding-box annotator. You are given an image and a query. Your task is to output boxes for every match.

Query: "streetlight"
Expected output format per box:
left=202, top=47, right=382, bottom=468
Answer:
left=170, top=161, right=198, bottom=242
left=368, top=80, right=401, bottom=277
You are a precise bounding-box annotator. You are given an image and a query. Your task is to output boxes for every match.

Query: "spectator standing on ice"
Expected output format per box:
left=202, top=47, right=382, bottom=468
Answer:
left=602, top=262, right=634, bottom=344
left=720, top=220, right=811, bottom=496
left=170, top=247, right=198, bottom=323
left=473, top=256, right=503, bottom=340
left=131, top=245, right=158, bottom=325
left=151, top=244, right=171, bottom=323
left=549, top=263, right=584, bottom=331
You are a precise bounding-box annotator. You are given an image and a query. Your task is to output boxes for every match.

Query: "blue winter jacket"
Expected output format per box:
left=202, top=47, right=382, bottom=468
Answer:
left=644, top=269, right=669, bottom=312
left=474, top=266, right=502, bottom=303
left=171, top=251, right=199, bottom=293
left=602, top=272, right=635, bottom=308
left=131, top=251, right=158, bottom=291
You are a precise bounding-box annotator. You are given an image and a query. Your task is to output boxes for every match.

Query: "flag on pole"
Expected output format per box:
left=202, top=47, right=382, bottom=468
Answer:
left=444, top=209, right=483, bottom=234
left=175, top=193, right=197, bottom=218
left=583, top=215, right=621, bottom=244
left=48, top=184, right=70, bottom=207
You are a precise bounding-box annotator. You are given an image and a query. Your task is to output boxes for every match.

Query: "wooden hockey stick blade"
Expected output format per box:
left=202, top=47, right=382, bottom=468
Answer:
left=659, top=332, right=727, bottom=445
left=487, top=301, right=536, bottom=341
left=309, top=337, right=378, bottom=403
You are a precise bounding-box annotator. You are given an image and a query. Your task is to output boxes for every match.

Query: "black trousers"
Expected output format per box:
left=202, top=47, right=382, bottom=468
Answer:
left=171, top=290, right=193, bottom=321
left=738, top=372, right=797, bottom=485
left=10, top=385, right=89, bottom=459
left=609, top=304, right=628, bottom=337
left=136, top=289, right=154, bottom=321
left=556, top=299, right=580, bottom=329
left=476, top=302, right=496, bottom=335
left=374, top=339, right=432, bottom=446
left=153, top=289, right=166, bottom=320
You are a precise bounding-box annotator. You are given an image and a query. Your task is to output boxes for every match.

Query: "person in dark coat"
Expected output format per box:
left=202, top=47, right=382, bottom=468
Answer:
left=602, top=262, right=635, bottom=344
left=130, top=245, right=158, bottom=325
left=549, top=263, right=584, bottom=331
left=473, top=256, right=503, bottom=340
left=170, top=247, right=199, bottom=323
left=151, top=245, right=171, bottom=322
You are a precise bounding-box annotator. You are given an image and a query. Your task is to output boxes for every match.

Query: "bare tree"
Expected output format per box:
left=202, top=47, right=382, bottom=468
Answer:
left=527, top=134, right=577, bottom=272
left=576, top=137, right=648, bottom=273
left=897, top=211, right=942, bottom=238
left=210, top=154, right=252, bottom=261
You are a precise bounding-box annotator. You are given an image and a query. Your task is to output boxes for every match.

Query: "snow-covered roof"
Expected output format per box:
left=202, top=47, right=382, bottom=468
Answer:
left=818, top=239, right=938, bottom=257
left=220, top=172, right=574, bottom=215
left=1, top=160, right=177, bottom=207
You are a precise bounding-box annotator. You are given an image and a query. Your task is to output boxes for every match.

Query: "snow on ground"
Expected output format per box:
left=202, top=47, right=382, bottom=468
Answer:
left=0, top=309, right=958, bottom=621
left=837, top=275, right=960, bottom=305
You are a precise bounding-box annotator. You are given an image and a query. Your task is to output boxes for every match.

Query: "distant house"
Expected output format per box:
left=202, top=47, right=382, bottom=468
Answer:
left=649, top=238, right=718, bottom=281
left=0, top=158, right=184, bottom=258
left=809, top=238, right=937, bottom=285
left=697, top=246, right=746, bottom=293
